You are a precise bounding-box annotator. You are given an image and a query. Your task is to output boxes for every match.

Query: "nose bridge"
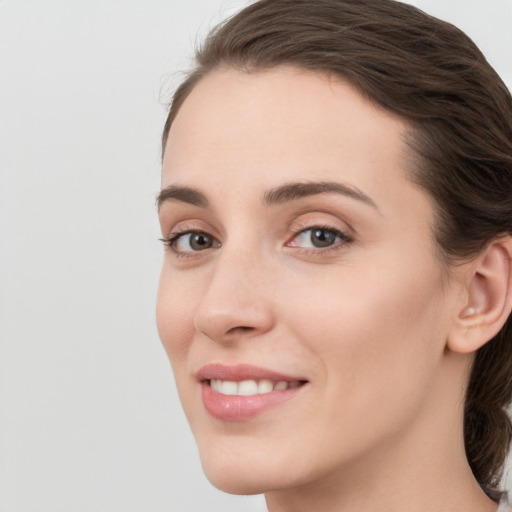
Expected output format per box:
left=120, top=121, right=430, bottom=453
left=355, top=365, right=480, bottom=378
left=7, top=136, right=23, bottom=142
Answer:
left=193, top=242, right=275, bottom=341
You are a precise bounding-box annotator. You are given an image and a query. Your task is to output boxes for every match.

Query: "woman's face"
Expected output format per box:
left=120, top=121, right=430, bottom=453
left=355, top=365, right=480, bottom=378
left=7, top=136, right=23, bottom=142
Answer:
left=157, top=67, right=461, bottom=494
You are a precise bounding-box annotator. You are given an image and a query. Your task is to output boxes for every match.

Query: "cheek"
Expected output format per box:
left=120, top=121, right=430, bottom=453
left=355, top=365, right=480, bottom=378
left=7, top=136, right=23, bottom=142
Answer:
left=156, top=269, right=198, bottom=367
left=282, top=259, right=448, bottom=407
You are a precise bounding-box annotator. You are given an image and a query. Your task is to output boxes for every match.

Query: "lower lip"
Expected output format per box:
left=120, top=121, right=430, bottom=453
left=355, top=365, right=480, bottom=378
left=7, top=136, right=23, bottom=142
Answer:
left=201, top=381, right=305, bottom=421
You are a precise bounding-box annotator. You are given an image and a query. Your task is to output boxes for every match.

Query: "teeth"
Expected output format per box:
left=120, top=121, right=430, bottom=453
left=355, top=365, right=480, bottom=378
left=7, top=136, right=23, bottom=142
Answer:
left=222, top=380, right=238, bottom=396
left=274, top=380, right=288, bottom=391
left=209, top=379, right=301, bottom=396
left=238, top=380, right=258, bottom=396
left=258, top=379, right=273, bottom=394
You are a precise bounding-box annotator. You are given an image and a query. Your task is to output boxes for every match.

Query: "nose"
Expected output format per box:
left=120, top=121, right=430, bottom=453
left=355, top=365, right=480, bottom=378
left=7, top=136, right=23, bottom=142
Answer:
left=193, top=249, right=276, bottom=343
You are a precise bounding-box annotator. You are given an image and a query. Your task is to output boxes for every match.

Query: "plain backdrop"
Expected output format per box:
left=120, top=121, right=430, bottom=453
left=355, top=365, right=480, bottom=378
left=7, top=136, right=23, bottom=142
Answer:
left=0, top=1, right=511, bottom=511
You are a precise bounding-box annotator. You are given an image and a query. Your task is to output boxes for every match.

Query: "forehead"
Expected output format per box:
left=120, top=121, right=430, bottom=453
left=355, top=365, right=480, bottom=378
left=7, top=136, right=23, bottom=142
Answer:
left=162, top=66, right=418, bottom=212
left=163, top=66, right=409, bottom=179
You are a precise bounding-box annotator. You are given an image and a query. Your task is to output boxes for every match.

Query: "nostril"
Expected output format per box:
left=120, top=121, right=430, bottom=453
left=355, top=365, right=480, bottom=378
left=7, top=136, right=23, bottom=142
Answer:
left=226, top=325, right=254, bottom=335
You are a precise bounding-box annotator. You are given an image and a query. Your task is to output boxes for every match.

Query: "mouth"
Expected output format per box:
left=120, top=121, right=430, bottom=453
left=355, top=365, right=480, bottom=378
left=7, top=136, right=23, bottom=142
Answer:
left=197, top=364, right=309, bottom=421
left=208, top=378, right=305, bottom=396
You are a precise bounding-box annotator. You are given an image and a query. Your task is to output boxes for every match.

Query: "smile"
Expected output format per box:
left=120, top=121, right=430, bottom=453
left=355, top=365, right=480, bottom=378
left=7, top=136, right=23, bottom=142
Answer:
left=209, top=379, right=303, bottom=396
left=197, top=364, right=308, bottom=421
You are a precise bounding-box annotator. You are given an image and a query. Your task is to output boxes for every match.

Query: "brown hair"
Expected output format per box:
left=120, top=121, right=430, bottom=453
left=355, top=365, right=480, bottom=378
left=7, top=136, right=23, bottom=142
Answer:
left=162, top=0, right=512, bottom=490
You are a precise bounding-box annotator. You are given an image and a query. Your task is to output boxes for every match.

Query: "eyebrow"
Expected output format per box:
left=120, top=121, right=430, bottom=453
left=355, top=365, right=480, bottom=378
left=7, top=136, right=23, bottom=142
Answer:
left=157, top=185, right=209, bottom=210
left=263, top=181, right=378, bottom=209
left=157, top=181, right=377, bottom=211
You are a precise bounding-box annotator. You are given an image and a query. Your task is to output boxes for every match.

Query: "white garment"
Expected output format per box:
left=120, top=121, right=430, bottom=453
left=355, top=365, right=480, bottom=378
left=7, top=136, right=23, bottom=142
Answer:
left=498, top=493, right=512, bottom=512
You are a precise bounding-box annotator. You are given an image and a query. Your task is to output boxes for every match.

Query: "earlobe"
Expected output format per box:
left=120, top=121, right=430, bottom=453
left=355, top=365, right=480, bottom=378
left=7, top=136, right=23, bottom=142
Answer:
left=447, top=236, right=512, bottom=354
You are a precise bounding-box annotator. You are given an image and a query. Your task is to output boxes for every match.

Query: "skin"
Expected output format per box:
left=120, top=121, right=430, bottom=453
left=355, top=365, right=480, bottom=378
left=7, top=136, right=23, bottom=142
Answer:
left=157, top=66, right=499, bottom=512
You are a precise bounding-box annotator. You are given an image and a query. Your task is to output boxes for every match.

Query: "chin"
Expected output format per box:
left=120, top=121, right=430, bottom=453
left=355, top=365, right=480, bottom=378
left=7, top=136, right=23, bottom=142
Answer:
left=198, top=440, right=296, bottom=495
left=202, top=458, right=275, bottom=495
left=205, top=471, right=270, bottom=496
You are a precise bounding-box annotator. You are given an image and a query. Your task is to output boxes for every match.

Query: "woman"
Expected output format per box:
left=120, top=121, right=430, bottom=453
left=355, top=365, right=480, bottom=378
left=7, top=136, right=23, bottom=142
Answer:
left=156, top=1, right=512, bottom=510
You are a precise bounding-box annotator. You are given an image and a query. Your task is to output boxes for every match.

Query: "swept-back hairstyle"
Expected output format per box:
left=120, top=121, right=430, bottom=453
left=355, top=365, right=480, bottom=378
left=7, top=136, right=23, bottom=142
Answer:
left=162, top=0, right=512, bottom=490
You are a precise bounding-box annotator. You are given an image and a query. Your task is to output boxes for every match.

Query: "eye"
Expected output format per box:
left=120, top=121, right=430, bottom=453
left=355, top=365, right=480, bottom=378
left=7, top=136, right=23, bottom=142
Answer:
left=162, top=231, right=220, bottom=254
left=288, top=227, right=349, bottom=249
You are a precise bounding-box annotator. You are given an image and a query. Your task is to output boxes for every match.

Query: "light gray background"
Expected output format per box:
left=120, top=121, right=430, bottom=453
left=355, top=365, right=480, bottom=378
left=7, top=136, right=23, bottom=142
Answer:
left=0, top=1, right=511, bottom=511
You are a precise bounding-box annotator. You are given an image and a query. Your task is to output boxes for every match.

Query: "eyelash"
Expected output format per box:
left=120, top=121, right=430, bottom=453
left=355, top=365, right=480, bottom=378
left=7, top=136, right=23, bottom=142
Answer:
left=159, top=229, right=216, bottom=259
left=159, top=224, right=352, bottom=258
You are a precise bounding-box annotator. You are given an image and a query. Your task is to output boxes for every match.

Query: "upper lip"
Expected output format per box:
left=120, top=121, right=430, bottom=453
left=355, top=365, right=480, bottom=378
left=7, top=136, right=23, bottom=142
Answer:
left=196, top=363, right=307, bottom=383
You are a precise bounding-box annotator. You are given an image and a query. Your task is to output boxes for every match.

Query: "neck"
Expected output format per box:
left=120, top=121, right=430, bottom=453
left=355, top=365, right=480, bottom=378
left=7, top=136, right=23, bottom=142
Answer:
left=265, top=449, right=497, bottom=512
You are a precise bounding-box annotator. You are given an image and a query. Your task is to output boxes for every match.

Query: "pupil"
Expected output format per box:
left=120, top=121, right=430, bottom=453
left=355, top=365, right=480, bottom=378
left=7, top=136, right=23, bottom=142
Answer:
left=311, top=229, right=336, bottom=248
left=191, top=233, right=212, bottom=250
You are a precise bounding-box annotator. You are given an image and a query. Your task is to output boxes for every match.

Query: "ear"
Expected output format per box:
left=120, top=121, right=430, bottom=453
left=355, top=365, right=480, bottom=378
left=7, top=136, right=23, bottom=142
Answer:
left=447, top=236, right=512, bottom=354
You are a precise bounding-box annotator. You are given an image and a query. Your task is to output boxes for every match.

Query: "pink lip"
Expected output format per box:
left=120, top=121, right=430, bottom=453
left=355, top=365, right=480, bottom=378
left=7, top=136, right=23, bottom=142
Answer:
left=196, top=363, right=305, bottom=382
left=197, top=364, right=308, bottom=421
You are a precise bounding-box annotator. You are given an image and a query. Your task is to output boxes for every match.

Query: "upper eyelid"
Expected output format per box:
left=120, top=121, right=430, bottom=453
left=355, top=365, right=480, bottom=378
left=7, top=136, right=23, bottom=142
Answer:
left=164, top=219, right=219, bottom=238
left=291, top=224, right=341, bottom=236
left=167, top=223, right=347, bottom=237
left=288, top=205, right=356, bottom=227
left=164, top=212, right=354, bottom=241
left=288, top=216, right=353, bottom=237
left=168, top=229, right=220, bottom=244
left=169, top=227, right=209, bottom=237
